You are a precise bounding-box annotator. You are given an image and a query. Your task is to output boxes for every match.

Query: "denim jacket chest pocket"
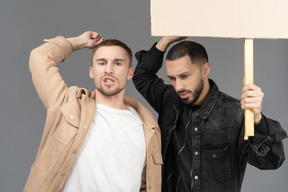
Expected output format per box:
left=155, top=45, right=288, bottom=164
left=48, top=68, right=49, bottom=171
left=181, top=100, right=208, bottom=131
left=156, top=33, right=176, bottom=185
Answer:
left=202, top=144, right=232, bottom=185
left=201, top=120, right=237, bottom=185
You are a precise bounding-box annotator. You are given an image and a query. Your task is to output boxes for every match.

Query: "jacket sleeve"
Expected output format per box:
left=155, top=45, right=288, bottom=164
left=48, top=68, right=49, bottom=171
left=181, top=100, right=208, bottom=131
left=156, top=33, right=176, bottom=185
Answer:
left=132, top=43, right=174, bottom=114
left=29, top=36, right=73, bottom=109
left=239, top=113, right=287, bottom=169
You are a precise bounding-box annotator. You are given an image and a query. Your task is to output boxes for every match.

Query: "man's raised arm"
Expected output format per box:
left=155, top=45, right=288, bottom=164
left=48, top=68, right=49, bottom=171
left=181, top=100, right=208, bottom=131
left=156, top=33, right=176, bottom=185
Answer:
left=29, top=31, right=103, bottom=108
left=132, top=36, right=186, bottom=113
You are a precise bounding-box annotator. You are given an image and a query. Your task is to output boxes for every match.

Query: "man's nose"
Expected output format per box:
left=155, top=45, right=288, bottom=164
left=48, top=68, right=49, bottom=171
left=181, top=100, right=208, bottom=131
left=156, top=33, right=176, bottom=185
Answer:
left=175, top=79, right=184, bottom=92
left=105, top=63, right=114, bottom=74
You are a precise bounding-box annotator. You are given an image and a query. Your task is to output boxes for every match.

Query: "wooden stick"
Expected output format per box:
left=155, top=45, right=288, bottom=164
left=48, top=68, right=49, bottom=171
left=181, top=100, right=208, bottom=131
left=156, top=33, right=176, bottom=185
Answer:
left=244, top=38, right=254, bottom=140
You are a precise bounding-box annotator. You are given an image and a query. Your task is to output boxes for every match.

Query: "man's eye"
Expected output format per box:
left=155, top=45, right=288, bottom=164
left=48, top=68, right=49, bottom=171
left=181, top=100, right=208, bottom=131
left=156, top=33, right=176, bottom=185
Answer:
left=115, top=62, right=121, bottom=66
left=99, top=62, right=105, bottom=66
left=180, top=75, right=188, bottom=79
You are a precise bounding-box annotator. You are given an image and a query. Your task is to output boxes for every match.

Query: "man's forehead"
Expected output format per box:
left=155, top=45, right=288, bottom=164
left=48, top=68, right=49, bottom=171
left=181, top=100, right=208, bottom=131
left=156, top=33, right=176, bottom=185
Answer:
left=166, top=56, right=197, bottom=74
left=95, top=46, right=125, bottom=53
left=93, top=46, right=128, bottom=59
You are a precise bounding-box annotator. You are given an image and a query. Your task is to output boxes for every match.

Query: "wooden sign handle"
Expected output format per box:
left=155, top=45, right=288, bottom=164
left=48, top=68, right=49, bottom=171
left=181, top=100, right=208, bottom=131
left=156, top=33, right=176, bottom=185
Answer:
left=244, top=38, right=254, bottom=140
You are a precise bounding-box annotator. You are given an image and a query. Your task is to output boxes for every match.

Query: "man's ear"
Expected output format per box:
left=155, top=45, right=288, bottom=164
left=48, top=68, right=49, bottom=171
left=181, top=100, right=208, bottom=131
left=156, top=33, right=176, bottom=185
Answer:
left=127, top=68, right=134, bottom=80
left=202, top=63, right=210, bottom=77
left=89, top=66, right=94, bottom=79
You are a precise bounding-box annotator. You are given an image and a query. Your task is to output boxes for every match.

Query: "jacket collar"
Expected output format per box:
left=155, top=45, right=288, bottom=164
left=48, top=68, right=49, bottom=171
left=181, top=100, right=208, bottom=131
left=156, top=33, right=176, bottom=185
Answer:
left=198, top=79, right=219, bottom=119
left=77, top=88, right=159, bottom=131
left=124, top=95, right=159, bottom=130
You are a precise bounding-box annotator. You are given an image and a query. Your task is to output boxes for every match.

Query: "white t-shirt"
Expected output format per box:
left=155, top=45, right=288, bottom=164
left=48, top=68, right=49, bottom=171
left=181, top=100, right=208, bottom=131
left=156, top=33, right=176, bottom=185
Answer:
left=61, top=103, right=146, bottom=192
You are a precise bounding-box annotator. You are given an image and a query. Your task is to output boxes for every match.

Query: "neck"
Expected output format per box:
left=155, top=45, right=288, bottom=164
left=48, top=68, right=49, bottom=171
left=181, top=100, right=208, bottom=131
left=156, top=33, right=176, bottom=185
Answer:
left=95, top=90, right=128, bottom=110
left=194, top=78, right=210, bottom=106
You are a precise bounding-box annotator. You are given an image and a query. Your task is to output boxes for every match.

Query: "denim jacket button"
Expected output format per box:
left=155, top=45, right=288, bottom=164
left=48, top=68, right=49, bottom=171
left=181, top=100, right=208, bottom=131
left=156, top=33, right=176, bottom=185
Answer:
left=195, top=151, right=199, bottom=155
left=195, top=175, right=199, bottom=180
left=194, top=127, right=198, bottom=131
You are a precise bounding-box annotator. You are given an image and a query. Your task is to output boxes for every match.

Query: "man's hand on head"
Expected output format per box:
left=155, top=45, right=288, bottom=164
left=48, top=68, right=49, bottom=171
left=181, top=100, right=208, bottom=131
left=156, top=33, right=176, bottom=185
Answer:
left=156, top=36, right=187, bottom=52
left=67, top=31, right=104, bottom=51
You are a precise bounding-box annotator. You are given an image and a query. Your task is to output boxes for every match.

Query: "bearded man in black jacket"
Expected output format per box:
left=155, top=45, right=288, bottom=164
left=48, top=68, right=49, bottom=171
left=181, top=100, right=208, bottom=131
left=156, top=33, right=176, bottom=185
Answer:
left=132, top=36, right=287, bottom=192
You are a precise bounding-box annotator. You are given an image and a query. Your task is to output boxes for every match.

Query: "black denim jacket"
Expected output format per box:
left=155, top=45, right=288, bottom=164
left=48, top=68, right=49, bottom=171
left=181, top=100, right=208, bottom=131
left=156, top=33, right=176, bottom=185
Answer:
left=132, top=43, right=287, bottom=192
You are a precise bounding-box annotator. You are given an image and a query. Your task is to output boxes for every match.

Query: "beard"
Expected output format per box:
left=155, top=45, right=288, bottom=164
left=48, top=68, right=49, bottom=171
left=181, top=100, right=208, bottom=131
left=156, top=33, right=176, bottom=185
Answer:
left=96, top=85, right=126, bottom=97
left=179, top=78, right=204, bottom=105
left=96, top=76, right=126, bottom=97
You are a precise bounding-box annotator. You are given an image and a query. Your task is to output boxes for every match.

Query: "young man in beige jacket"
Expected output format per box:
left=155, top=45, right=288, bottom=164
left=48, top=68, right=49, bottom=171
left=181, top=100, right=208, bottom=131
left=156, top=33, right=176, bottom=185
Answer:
left=24, top=31, right=162, bottom=192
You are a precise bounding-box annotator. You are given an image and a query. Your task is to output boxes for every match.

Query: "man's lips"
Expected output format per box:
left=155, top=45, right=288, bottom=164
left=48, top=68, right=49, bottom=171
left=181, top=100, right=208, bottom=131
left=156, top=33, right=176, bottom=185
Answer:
left=178, top=91, right=191, bottom=99
left=179, top=92, right=188, bottom=99
left=103, top=76, right=116, bottom=86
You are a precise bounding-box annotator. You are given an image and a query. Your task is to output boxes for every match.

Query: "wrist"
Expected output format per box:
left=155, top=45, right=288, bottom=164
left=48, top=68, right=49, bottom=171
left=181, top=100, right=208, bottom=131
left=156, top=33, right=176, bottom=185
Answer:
left=254, top=113, right=262, bottom=125
left=67, top=36, right=86, bottom=51
left=156, top=38, right=171, bottom=52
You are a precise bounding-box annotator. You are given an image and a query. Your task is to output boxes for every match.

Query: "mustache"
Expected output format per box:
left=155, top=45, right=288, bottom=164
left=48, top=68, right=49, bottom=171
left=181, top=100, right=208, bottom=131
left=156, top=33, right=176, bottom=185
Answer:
left=102, top=75, right=117, bottom=80
left=177, top=90, right=192, bottom=94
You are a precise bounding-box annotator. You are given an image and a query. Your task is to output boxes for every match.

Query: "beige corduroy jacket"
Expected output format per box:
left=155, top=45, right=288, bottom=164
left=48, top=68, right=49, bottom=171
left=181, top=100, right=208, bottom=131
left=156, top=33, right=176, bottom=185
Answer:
left=24, top=36, right=162, bottom=192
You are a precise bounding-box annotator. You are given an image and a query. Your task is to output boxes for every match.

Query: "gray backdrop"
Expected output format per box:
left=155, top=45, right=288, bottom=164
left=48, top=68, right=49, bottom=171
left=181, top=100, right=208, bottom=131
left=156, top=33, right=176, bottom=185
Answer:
left=0, top=0, right=287, bottom=191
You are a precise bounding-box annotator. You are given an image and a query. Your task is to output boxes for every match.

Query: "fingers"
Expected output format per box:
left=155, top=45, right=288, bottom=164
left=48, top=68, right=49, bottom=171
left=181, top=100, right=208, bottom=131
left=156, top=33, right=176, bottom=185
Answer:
left=95, top=37, right=104, bottom=44
left=91, top=32, right=103, bottom=41
left=91, top=32, right=104, bottom=45
left=92, top=37, right=104, bottom=47
left=178, top=36, right=188, bottom=41
left=241, top=83, right=264, bottom=116
left=242, top=83, right=261, bottom=92
left=80, top=31, right=104, bottom=49
left=241, top=84, right=264, bottom=102
left=82, top=31, right=103, bottom=41
left=162, top=36, right=187, bottom=44
left=240, top=97, right=262, bottom=110
left=241, top=89, right=264, bottom=100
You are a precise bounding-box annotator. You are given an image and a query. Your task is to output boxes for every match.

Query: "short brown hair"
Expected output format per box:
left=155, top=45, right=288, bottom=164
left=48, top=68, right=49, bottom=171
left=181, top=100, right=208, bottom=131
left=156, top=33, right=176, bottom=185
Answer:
left=91, top=39, right=132, bottom=67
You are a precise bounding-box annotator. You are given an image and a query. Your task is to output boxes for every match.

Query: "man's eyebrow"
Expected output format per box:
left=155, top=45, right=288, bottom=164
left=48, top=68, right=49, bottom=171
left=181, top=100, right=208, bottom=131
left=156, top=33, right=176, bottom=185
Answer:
left=167, top=75, right=175, bottom=79
left=178, top=72, right=190, bottom=76
left=114, top=59, right=126, bottom=62
left=95, top=58, right=126, bottom=61
left=95, top=58, right=107, bottom=61
left=167, top=72, right=190, bottom=78
left=179, top=71, right=190, bottom=75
